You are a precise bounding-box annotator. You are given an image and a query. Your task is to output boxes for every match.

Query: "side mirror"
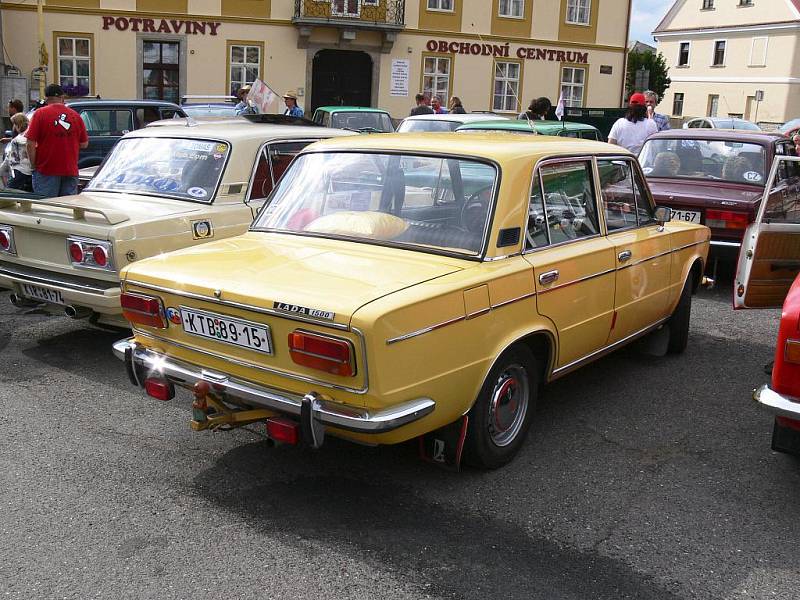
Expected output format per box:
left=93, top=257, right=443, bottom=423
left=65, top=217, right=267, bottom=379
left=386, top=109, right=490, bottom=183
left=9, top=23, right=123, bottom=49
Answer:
left=654, top=205, right=671, bottom=224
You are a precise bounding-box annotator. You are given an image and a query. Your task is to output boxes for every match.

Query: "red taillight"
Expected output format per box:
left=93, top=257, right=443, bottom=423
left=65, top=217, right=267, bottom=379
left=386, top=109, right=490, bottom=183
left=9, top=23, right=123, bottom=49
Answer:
left=288, top=330, right=354, bottom=377
left=92, top=246, right=108, bottom=267
left=706, top=210, right=749, bottom=230
left=69, top=241, right=84, bottom=262
left=0, top=230, right=10, bottom=251
left=120, top=292, right=167, bottom=328
left=266, top=417, right=300, bottom=445
left=144, top=377, right=174, bottom=401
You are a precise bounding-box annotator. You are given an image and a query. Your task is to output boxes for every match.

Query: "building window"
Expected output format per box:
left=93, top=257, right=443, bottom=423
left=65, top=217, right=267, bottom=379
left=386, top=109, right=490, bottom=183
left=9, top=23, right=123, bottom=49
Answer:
left=672, top=93, right=684, bottom=116
left=423, top=55, right=452, bottom=103
left=427, top=0, right=454, bottom=11
left=143, top=41, right=180, bottom=103
left=499, top=0, right=524, bottom=18
left=707, top=94, right=719, bottom=117
left=56, top=35, right=92, bottom=96
left=332, top=0, right=361, bottom=16
left=712, top=40, right=726, bottom=66
left=493, top=61, right=521, bottom=113
left=678, top=42, right=690, bottom=66
left=229, top=43, right=262, bottom=95
left=738, top=0, right=753, bottom=6
left=749, top=37, right=768, bottom=67
left=702, top=0, right=713, bottom=8
left=566, top=0, right=591, bottom=25
left=560, top=66, right=585, bottom=108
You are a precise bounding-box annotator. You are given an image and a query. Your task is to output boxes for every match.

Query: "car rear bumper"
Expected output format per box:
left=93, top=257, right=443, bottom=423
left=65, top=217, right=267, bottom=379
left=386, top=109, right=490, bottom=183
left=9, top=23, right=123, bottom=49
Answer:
left=112, top=337, right=436, bottom=435
left=753, top=384, right=800, bottom=419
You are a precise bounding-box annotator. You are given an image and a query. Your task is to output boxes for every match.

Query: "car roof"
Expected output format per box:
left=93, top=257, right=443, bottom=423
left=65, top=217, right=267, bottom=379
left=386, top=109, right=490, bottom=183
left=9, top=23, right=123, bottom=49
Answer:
left=457, top=120, right=599, bottom=133
left=303, top=131, right=622, bottom=162
left=401, top=113, right=509, bottom=123
left=315, top=106, right=390, bottom=114
left=126, top=120, right=357, bottom=142
left=648, top=129, right=783, bottom=144
left=66, top=99, right=183, bottom=109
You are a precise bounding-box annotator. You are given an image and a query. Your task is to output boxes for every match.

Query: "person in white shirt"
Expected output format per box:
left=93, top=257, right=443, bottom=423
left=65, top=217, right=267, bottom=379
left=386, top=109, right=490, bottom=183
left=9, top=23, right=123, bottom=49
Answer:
left=608, top=92, right=658, bottom=155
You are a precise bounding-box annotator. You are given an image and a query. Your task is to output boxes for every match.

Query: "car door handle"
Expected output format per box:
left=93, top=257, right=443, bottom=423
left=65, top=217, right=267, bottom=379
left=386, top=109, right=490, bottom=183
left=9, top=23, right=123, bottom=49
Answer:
left=538, top=270, right=559, bottom=285
left=618, top=250, right=632, bottom=263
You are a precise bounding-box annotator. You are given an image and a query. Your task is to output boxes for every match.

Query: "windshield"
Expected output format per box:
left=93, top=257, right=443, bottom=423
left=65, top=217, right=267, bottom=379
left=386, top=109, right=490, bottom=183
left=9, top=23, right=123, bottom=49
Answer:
left=87, top=137, right=230, bottom=202
left=639, top=138, right=767, bottom=185
left=398, top=120, right=461, bottom=133
left=253, top=152, right=498, bottom=256
left=182, top=105, right=237, bottom=118
left=331, top=112, right=394, bottom=133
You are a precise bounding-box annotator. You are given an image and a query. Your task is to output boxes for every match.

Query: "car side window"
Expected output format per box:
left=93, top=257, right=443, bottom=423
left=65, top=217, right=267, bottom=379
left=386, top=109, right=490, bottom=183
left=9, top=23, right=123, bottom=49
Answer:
left=631, top=164, right=657, bottom=226
left=160, top=108, right=179, bottom=120
left=248, top=140, right=315, bottom=202
left=598, top=159, right=638, bottom=231
left=525, top=171, right=549, bottom=250
left=764, top=160, right=800, bottom=224
left=80, top=110, right=133, bottom=136
left=538, top=160, right=600, bottom=245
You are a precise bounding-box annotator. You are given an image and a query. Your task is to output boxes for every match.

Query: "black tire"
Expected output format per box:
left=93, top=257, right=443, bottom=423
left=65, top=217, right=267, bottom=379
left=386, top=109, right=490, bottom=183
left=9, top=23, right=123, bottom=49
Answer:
left=667, top=276, right=692, bottom=354
left=463, top=346, right=539, bottom=469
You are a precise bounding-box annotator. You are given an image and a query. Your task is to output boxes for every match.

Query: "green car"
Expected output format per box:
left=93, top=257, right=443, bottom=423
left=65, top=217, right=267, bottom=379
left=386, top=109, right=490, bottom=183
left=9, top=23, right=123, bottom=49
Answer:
left=311, top=106, right=395, bottom=133
left=455, top=119, right=602, bottom=140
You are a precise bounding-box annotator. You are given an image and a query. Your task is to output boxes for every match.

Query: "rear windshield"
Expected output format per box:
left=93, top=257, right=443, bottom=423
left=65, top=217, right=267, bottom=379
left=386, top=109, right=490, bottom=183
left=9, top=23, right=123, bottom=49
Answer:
left=87, top=137, right=230, bottom=202
left=253, top=152, right=498, bottom=256
left=639, top=138, right=767, bottom=185
left=330, top=112, right=394, bottom=133
left=398, top=120, right=461, bottom=133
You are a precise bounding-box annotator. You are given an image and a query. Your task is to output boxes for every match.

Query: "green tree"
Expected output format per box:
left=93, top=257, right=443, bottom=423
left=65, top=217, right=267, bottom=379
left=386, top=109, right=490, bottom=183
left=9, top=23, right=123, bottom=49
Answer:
left=626, top=50, right=671, bottom=100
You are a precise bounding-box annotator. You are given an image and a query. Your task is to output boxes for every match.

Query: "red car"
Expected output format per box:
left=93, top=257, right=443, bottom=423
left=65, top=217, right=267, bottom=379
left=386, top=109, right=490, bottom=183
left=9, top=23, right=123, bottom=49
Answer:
left=735, top=154, right=800, bottom=453
left=640, top=130, right=797, bottom=259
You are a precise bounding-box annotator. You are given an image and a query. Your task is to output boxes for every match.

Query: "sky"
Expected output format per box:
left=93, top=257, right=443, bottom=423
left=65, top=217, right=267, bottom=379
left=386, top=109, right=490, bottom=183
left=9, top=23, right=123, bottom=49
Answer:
left=629, top=0, right=675, bottom=45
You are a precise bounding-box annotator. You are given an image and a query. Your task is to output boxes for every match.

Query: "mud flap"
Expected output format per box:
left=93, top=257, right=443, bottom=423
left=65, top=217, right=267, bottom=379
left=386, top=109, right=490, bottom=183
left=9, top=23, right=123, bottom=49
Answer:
left=772, top=417, right=800, bottom=456
left=418, top=416, right=469, bottom=471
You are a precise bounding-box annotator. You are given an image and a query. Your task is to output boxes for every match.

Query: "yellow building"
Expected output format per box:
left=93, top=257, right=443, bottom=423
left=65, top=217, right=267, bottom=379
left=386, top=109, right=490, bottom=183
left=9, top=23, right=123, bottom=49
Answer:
left=654, top=0, right=800, bottom=126
left=1, top=0, right=631, bottom=117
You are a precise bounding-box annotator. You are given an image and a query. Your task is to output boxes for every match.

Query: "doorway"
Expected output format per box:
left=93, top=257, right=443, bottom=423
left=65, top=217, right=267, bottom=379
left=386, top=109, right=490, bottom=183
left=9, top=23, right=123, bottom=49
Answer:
left=310, top=50, right=373, bottom=111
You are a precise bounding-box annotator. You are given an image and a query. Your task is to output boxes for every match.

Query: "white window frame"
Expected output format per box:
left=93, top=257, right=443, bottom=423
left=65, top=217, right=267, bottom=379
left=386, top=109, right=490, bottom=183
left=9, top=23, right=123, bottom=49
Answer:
left=331, top=0, right=361, bottom=17
left=499, top=0, right=524, bottom=19
left=560, top=66, right=586, bottom=108
left=708, top=94, right=719, bottom=117
left=427, top=0, right=454, bottom=12
left=566, top=0, right=591, bottom=25
left=711, top=39, right=727, bottom=66
left=229, top=43, right=261, bottom=95
left=422, top=55, right=451, bottom=103
left=492, top=60, right=521, bottom=113
left=672, top=92, right=684, bottom=117
left=56, top=35, right=92, bottom=95
left=748, top=36, right=768, bottom=67
left=677, top=40, right=691, bottom=67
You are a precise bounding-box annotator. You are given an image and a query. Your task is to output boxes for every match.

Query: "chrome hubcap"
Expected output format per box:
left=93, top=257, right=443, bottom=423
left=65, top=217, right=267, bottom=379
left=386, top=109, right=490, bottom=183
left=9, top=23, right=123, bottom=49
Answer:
left=487, top=364, right=529, bottom=447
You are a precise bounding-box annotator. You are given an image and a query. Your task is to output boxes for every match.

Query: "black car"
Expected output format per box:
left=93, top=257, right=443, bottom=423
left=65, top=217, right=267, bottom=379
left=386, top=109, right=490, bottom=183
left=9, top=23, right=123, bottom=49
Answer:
left=64, top=99, right=186, bottom=167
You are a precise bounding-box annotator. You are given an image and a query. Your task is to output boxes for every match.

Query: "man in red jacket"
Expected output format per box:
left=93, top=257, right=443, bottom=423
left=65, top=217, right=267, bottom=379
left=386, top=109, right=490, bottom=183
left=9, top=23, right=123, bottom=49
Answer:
left=26, top=83, right=88, bottom=197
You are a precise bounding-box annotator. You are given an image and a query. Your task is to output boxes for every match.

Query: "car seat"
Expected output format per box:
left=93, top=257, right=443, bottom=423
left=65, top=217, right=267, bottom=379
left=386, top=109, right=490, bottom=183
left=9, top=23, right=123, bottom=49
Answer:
left=651, top=151, right=681, bottom=177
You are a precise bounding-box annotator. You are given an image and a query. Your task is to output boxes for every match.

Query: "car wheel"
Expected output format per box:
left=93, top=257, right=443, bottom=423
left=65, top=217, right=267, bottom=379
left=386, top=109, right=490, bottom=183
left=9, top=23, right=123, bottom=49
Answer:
left=667, top=276, right=692, bottom=354
left=771, top=417, right=800, bottom=456
left=464, top=346, right=538, bottom=469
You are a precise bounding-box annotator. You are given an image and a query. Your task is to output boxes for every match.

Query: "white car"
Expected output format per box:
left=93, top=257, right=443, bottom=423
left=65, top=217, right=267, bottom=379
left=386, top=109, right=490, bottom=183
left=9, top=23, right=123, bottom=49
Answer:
left=397, top=113, right=508, bottom=133
left=683, top=117, right=761, bottom=131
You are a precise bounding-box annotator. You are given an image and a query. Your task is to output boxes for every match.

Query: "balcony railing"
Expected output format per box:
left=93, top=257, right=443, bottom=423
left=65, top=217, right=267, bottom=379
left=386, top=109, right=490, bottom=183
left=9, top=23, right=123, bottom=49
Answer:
left=293, top=0, right=405, bottom=29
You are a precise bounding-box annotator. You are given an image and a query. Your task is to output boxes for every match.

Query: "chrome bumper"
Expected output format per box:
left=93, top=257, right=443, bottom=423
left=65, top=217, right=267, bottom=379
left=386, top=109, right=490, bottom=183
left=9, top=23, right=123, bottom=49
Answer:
left=753, top=384, right=800, bottom=419
left=112, top=338, right=435, bottom=435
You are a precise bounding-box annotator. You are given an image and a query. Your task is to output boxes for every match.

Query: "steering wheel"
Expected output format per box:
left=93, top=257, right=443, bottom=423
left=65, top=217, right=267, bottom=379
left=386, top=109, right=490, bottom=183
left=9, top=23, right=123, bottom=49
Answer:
left=460, top=185, right=493, bottom=233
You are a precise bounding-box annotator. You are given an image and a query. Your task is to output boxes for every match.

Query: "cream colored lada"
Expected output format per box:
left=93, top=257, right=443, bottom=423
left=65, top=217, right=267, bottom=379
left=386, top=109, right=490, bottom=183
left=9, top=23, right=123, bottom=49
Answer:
left=113, top=133, right=711, bottom=469
left=0, top=117, right=354, bottom=326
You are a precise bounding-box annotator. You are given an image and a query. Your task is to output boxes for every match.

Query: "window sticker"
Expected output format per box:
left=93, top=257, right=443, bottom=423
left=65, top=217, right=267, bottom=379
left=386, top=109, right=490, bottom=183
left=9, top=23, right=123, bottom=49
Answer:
left=642, top=166, right=654, bottom=175
left=188, top=187, right=208, bottom=198
left=743, top=171, right=762, bottom=182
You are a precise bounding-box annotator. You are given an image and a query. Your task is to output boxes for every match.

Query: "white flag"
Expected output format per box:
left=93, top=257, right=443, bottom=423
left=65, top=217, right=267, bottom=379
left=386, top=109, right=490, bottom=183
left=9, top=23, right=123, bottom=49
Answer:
left=247, top=79, right=279, bottom=114
left=555, top=91, right=565, bottom=121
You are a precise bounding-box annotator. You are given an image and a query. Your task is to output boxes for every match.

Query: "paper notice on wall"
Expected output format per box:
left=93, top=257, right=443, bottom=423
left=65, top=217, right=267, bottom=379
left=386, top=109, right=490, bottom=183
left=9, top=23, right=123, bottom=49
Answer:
left=390, top=60, right=410, bottom=97
left=247, top=79, right=279, bottom=114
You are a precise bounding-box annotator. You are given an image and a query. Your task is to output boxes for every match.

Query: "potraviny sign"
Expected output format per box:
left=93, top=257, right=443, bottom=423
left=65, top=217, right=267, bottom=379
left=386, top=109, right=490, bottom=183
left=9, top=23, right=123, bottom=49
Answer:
left=102, top=16, right=221, bottom=35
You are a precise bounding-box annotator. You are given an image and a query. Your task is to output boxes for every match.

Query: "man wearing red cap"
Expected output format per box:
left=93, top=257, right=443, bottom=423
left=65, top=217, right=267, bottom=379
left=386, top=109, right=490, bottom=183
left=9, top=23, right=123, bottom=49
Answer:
left=607, top=92, right=658, bottom=155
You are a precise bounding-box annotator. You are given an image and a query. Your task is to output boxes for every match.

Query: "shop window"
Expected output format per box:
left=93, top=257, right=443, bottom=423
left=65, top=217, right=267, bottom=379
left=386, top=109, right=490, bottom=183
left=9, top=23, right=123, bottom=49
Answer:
left=712, top=40, right=726, bottom=66
left=229, top=43, right=262, bottom=96
left=427, top=0, right=454, bottom=11
left=493, top=61, right=521, bottom=113
left=143, top=41, right=180, bottom=104
left=566, top=0, right=590, bottom=25
left=56, top=35, right=92, bottom=96
left=672, top=93, right=684, bottom=117
left=560, top=66, right=585, bottom=108
left=678, top=42, right=690, bottom=66
left=423, top=55, right=451, bottom=104
left=707, top=94, right=719, bottom=117
left=499, top=0, right=524, bottom=18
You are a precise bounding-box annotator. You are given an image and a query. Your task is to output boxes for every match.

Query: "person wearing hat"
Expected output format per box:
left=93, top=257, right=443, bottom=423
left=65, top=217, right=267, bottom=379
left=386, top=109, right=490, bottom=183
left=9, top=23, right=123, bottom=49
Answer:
left=234, top=85, right=255, bottom=116
left=283, top=90, right=304, bottom=118
left=607, top=92, right=658, bottom=155
left=25, top=83, right=88, bottom=197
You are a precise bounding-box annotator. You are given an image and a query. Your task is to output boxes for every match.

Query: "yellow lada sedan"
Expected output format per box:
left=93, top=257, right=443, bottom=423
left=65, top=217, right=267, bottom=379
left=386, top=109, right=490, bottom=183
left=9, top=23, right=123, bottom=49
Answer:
left=113, top=133, right=710, bottom=469
left=0, top=117, right=353, bottom=327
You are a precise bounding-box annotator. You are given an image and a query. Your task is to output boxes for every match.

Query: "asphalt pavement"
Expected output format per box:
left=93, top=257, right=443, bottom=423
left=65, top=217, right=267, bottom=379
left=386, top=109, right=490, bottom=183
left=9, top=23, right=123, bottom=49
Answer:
left=1, top=276, right=798, bottom=600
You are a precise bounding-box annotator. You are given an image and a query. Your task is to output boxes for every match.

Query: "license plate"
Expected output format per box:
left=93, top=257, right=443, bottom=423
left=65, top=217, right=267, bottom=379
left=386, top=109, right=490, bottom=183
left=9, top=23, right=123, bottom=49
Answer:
left=21, top=283, right=65, bottom=305
left=670, top=209, right=701, bottom=223
left=179, top=307, right=272, bottom=354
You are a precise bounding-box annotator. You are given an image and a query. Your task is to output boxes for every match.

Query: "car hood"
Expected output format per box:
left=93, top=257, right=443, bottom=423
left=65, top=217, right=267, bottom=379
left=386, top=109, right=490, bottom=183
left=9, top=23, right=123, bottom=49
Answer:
left=648, top=179, right=764, bottom=210
left=122, top=232, right=467, bottom=326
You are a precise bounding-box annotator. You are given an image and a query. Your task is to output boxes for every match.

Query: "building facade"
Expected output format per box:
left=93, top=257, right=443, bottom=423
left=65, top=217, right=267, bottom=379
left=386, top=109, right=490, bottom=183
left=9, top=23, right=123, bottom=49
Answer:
left=1, top=0, right=631, bottom=117
left=654, top=0, right=800, bottom=126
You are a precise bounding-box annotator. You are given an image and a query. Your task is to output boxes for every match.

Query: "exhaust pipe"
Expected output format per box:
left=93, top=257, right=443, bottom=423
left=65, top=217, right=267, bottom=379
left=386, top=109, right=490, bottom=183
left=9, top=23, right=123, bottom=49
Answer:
left=64, top=305, right=92, bottom=319
left=9, top=293, right=39, bottom=308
